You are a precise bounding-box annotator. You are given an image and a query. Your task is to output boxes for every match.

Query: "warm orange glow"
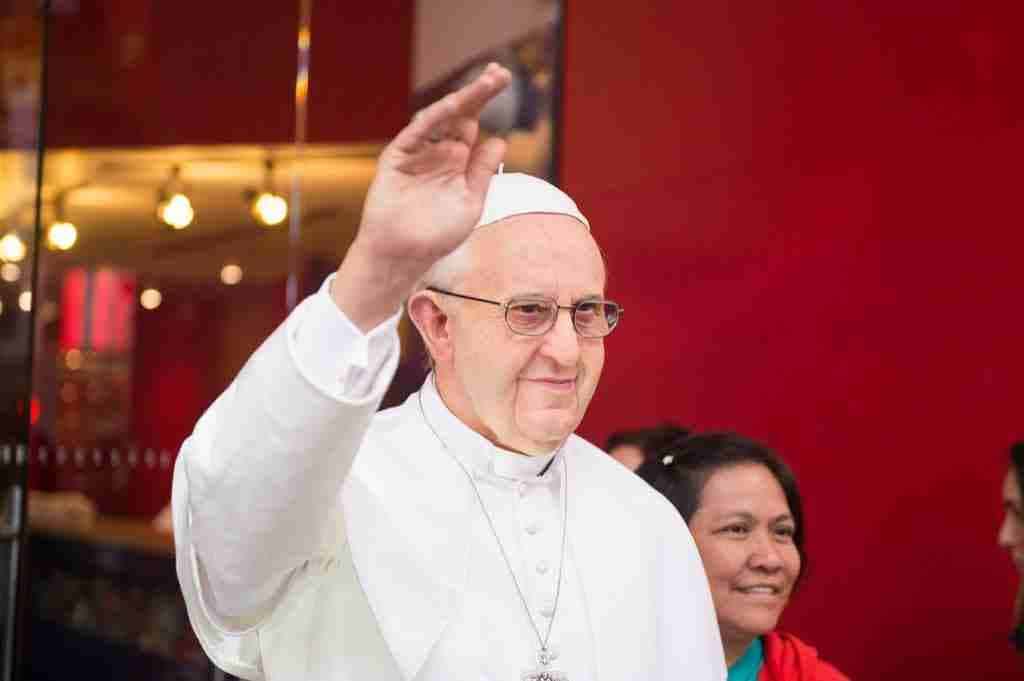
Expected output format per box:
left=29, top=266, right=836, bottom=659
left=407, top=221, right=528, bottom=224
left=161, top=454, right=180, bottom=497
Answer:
left=0, top=232, right=27, bottom=263
left=157, top=193, right=194, bottom=229
left=252, top=192, right=288, bottom=227
left=0, top=263, right=19, bottom=282
left=65, top=348, right=83, bottom=370
left=47, top=221, right=78, bottom=250
left=140, top=287, right=162, bottom=310
left=220, top=264, right=243, bottom=285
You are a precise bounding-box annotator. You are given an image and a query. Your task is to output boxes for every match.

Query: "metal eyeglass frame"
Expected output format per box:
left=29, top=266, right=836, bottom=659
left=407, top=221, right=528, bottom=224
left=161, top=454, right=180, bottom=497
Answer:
left=425, top=286, right=623, bottom=338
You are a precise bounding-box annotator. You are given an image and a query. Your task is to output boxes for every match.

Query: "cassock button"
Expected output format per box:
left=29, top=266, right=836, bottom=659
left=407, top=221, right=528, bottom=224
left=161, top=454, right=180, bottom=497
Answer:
left=525, top=523, right=541, bottom=535
left=536, top=560, right=550, bottom=575
left=517, top=482, right=529, bottom=497
left=540, top=603, right=555, bottom=618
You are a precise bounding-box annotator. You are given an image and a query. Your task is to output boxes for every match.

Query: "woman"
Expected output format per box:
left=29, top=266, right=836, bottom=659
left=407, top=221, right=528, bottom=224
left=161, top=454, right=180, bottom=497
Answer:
left=997, top=440, right=1024, bottom=651
left=637, top=432, right=848, bottom=681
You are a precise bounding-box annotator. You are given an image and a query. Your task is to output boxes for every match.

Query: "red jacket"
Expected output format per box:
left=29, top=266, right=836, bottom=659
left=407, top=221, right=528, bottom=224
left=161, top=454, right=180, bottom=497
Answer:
left=760, top=631, right=850, bottom=681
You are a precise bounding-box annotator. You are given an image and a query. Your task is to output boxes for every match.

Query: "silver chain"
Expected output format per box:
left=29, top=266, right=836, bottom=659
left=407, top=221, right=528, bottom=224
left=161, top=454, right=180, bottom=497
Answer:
left=418, top=387, right=569, bottom=661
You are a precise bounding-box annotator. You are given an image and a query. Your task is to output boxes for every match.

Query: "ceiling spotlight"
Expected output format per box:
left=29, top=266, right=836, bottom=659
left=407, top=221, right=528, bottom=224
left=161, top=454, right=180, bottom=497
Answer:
left=0, top=232, right=27, bottom=263
left=1, top=263, right=20, bottom=282
left=158, top=193, right=194, bottom=230
left=249, top=159, right=288, bottom=227
left=46, top=193, right=78, bottom=251
left=252, top=192, right=288, bottom=227
left=157, top=166, right=194, bottom=229
left=18, top=290, right=32, bottom=312
left=47, top=221, right=78, bottom=251
left=140, top=287, right=162, bottom=310
left=220, top=263, right=243, bottom=285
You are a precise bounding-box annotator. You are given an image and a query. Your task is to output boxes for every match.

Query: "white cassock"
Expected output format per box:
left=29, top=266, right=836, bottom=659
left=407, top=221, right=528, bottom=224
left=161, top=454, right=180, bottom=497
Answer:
left=172, top=276, right=726, bottom=681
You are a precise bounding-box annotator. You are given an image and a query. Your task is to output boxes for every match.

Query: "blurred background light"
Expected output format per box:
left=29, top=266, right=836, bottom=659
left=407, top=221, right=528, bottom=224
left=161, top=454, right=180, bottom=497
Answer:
left=220, top=263, right=243, bottom=285
left=139, top=287, right=162, bottom=310
left=1, top=263, right=20, bottom=282
left=0, top=232, right=27, bottom=263
left=47, top=220, right=78, bottom=251
left=157, top=193, right=194, bottom=230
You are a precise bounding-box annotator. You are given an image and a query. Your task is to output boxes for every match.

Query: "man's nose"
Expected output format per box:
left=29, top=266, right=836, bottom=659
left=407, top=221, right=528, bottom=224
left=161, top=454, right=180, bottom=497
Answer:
left=541, top=308, right=582, bottom=364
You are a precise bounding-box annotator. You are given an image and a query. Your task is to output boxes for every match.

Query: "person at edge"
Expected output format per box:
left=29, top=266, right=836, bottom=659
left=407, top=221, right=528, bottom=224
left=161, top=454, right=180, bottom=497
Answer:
left=171, top=63, right=726, bottom=681
left=605, top=422, right=691, bottom=471
left=998, top=440, right=1024, bottom=653
left=638, top=433, right=849, bottom=681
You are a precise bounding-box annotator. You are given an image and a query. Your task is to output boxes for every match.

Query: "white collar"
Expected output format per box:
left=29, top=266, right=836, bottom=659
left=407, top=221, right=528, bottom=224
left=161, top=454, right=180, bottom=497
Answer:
left=419, top=374, right=560, bottom=485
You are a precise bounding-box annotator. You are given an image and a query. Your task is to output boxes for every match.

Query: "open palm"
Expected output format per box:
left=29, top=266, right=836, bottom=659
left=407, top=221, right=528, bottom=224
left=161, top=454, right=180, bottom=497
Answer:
left=356, top=63, right=513, bottom=272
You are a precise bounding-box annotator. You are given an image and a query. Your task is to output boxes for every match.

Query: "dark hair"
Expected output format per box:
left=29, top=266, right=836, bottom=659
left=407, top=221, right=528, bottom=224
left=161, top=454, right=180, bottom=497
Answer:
left=1011, top=442, right=1024, bottom=499
left=605, top=423, right=691, bottom=463
left=637, top=432, right=807, bottom=581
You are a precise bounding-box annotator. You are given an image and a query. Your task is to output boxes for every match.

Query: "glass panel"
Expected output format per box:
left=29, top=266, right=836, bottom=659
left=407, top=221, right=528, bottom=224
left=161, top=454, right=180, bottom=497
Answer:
left=0, top=1, right=45, bottom=677
left=22, top=4, right=398, bottom=679
left=15, top=2, right=563, bottom=679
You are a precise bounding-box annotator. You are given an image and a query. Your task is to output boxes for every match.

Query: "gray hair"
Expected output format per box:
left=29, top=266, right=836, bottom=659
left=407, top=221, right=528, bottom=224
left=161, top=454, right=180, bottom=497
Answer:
left=410, top=239, right=475, bottom=369
left=418, top=239, right=474, bottom=291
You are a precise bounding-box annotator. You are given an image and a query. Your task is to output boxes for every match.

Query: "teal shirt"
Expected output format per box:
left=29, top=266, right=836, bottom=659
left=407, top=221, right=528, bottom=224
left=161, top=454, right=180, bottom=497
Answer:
left=727, top=637, right=764, bottom=681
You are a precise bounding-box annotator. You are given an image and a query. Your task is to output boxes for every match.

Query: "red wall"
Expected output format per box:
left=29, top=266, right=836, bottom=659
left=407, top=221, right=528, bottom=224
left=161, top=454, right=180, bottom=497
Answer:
left=564, top=2, right=1024, bottom=679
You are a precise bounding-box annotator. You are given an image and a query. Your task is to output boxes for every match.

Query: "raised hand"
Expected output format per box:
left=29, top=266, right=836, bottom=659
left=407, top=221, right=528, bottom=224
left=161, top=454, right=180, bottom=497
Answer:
left=333, top=63, right=512, bottom=331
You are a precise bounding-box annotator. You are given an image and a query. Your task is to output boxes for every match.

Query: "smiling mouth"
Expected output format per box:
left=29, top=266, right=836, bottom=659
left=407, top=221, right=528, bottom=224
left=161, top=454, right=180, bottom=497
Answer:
left=735, top=585, right=783, bottom=596
left=527, top=378, right=576, bottom=392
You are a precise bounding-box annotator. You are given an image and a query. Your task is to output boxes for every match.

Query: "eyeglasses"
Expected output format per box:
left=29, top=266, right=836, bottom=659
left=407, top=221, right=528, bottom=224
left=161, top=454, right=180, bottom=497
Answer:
left=426, top=287, right=623, bottom=338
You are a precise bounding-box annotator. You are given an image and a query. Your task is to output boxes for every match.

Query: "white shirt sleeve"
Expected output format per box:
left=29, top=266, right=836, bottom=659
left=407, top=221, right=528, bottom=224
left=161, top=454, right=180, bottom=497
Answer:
left=292, top=273, right=403, bottom=400
left=176, top=275, right=403, bottom=633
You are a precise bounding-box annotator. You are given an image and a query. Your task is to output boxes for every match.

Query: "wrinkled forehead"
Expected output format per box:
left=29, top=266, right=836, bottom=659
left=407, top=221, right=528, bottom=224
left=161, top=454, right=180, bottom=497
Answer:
left=466, top=213, right=606, bottom=294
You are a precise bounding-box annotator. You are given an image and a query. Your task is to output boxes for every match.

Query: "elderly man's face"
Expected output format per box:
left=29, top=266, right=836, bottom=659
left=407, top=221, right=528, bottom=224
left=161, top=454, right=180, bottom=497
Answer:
left=446, top=213, right=606, bottom=454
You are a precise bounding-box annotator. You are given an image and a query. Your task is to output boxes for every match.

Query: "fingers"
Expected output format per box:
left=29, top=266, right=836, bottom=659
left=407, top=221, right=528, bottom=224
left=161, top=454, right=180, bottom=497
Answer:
left=393, top=63, right=512, bottom=153
left=452, top=117, right=479, bottom=149
left=466, top=136, right=507, bottom=196
left=454, top=62, right=513, bottom=120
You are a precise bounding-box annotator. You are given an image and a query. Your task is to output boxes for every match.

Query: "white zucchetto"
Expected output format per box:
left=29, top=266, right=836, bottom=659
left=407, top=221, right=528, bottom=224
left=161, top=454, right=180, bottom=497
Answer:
left=476, top=169, right=590, bottom=230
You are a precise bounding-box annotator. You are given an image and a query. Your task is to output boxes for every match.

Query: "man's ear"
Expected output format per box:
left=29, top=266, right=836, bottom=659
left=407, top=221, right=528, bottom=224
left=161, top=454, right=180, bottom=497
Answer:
left=408, top=290, right=454, bottom=364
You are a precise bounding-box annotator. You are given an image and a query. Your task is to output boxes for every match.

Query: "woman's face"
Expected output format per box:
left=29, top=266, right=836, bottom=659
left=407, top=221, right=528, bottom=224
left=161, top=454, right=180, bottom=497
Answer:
left=998, top=467, right=1024, bottom=575
left=688, top=464, right=802, bottom=649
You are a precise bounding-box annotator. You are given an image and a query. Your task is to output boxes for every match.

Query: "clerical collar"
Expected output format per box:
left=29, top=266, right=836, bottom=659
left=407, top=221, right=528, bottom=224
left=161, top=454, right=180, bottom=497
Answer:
left=419, top=374, right=559, bottom=483
left=491, top=445, right=556, bottom=482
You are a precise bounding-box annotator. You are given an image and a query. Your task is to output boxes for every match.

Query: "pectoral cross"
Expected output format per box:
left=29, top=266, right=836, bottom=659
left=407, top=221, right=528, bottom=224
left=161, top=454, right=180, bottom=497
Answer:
left=521, top=648, right=568, bottom=681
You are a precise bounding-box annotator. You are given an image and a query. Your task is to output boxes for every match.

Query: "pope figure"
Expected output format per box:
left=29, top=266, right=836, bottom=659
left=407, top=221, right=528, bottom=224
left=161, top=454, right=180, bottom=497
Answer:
left=173, top=64, right=727, bottom=680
